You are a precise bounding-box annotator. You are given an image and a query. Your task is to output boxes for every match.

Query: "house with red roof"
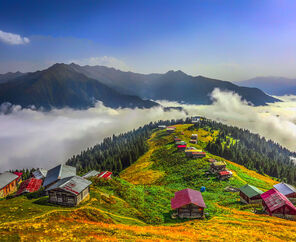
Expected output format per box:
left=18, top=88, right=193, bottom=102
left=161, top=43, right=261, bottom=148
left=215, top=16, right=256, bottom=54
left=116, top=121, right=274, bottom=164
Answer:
left=261, top=188, right=296, bottom=220
left=16, top=178, right=43, bottom=196
left=171, top=188, right=206, bottom=219
left=273, top=182, right=296, bottom=204
left=97, top=171, right=112, bottom=179
left=177, top=145, right=187, bottom=151
left=218, top=170, right=233, bottom=180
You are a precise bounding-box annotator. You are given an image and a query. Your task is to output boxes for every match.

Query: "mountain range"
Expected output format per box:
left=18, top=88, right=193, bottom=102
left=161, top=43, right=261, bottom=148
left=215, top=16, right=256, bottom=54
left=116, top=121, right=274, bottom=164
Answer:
left=238, top=76, right=296, bottom=96
left=0, top=63, right=280, bottom=110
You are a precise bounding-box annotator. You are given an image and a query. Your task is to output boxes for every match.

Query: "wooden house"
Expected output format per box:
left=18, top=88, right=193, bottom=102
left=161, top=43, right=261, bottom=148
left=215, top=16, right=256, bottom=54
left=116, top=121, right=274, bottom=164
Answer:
left=261, top=188, right=296, bottom=220
left=82, top=170, right=100, bottom=179
left=0, top=172, right=19, bottom=198
left=191, top=152, right=206, bottom=159
left=175, top=141, right=186, bottom=146
left=274, top=183, right=296, bottom=203
left=46, top=176, right=92, bottom=206
left=171, top=188, right=206, bottom=219
left=43, top=164, right=76, bottom=189
left=174, top=136, right=181, bottom=142
left=166, top=126, right=176, bottom=133
left=191, top=134, right=198, bottom=140
left=208, top=158, right=216, bottom=163
left=177, top=145, right=187, bottom=151
left=32, top=168, right=48, bottom=180
left=191, top=117, right=201, bottom=123
left=189, top=139, right=197, bottom=144
left=210, top=161, right=226, bottom=173
left=218, top=170, right=232, bottom=180
left=97, top=171, right=112, bottom=179
left=16, top=178, right=43, bottom=196
left=239, top=184, right=263, bottom=204
left=158, top=125, right=166, bottom=129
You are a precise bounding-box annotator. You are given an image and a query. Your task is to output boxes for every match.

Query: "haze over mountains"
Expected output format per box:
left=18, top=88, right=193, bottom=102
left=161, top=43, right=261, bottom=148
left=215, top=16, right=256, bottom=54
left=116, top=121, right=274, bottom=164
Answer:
left=0, top=63, right=280, bottom=110
left=239, top=77, right=296, bottom=96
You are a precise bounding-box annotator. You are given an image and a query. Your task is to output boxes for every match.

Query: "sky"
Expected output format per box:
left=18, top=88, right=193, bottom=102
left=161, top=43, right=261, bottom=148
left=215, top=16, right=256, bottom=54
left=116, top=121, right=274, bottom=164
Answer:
left=0, top=0, right=296, bottom=81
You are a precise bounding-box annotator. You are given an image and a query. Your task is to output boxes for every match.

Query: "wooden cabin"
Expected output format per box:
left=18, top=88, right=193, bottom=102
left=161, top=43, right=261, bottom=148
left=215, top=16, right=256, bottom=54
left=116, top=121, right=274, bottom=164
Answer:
left=0, top=172, right=19, bottom=198
left=175, top=141, right=186, bottom=146
left=177, top=145, right=187, bottom=151
left=46, top=176, right=92, bottom=206
left=174, top=137, right=181, bottom=142
left=191, top=134, right=198, bottom=140
left=274, top=183, right=296, bottom=204
left=16, top=178, right=43, bottom=196
left=261, top=188, right=296, bottom=220
left=191, top=117, right=201, bottom=123
left=239, top=184, right=263, bottom=204
left=218, top=170, right=232, bottom=180
left=171, top=188, right=206, bottom=219
left=208, top=158, right=216, bottom=163
left=158, top=125, right=166, bottom=129
left=191, top=152, right=206, bottom=159
left=43, top=164, right=76, bottom=189
left=166, top=126, right=176, bottom=133
left=210, top=161, right=226, bottom=173
left=189, top=139, right=197, bottom=144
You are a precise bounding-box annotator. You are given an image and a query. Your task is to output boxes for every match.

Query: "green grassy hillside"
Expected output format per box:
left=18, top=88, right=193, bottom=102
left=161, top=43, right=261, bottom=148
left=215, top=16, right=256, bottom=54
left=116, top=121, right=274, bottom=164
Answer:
left=1, top=124, right=296, bottom=241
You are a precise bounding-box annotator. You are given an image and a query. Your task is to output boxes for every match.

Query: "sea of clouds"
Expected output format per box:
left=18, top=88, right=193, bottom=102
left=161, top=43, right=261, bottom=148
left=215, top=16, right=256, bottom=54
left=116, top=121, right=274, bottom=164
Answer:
left=1, top=88, right=296, bottom=172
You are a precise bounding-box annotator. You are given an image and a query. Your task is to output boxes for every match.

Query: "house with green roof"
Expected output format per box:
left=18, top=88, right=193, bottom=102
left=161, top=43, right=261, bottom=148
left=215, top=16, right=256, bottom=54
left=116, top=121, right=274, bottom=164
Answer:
left=239, top=184, right=263, bottom=204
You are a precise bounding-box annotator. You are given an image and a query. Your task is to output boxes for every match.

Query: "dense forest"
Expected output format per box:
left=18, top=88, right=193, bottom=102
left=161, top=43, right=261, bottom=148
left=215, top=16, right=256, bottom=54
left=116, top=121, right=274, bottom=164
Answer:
left=66, top=119, right=189, bottom=175
left=190, top=119, right=296, bottom=184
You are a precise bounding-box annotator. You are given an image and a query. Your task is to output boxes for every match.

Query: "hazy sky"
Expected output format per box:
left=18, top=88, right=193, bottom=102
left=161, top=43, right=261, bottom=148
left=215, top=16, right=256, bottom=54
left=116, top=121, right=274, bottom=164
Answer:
left=0, top=0, right=296, bottom=81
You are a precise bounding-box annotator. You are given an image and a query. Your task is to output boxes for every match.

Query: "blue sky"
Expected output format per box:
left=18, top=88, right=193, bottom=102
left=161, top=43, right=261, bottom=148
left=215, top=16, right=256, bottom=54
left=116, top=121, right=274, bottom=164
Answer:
left=0, top=0, right=296, bottom=81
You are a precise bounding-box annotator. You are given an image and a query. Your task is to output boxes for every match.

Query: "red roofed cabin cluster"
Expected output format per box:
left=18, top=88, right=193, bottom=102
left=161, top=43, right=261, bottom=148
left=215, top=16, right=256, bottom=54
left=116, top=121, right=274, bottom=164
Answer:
left=171, top=188, right=206, bottom=219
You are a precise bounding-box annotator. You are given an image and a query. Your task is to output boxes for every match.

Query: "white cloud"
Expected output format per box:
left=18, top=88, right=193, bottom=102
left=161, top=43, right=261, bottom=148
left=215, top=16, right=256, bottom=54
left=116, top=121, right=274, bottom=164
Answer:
left=2, top=89, right=296, bottom=172
left=70, top=56, right=131, bottom=71
left=0, top=30, right=30, bottom=45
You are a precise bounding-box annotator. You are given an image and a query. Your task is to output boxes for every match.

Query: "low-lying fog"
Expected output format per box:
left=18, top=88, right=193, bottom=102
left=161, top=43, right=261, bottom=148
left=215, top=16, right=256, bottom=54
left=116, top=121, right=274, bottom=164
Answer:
left=1, top=88, right=296, bottom=172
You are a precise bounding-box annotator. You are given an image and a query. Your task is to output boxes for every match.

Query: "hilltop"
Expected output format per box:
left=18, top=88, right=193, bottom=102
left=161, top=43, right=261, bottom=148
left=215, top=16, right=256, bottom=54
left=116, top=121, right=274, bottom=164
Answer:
left=1, top=123, right=296, bottom=241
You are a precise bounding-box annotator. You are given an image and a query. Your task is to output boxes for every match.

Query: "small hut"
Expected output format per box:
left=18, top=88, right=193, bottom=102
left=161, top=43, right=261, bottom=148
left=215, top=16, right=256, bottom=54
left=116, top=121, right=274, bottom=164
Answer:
left=16, top=178, right=43, bottom=196
left=191, top=117, right=201, bottom=123
left=174, top=137, right=181, bottom=142
left=171, top=188, right=206, bottom=219
left=191, top=152, right=206, bottom=159
left=210, top=161, right=226, bottom=173
left=218, top=170, right=232, bottom=180
left=191, top=134, right=198, bottom=140
left=166, top=126, right=176, bottom=133
left=239, top=184, right=263, bottom=204
left=158, top=125, right=166, bottom=129
left=274, top=183, right=296, bottom=204
left=208, top=158, right=216, bottom=163
left=46, top=176, right=92, bottom=206
left=0, top=172, right=19, bottom=198
left=177, top=145, right=187, bottom=151
left=261, top=188, right=296, bottom=220
left=189, top=139, right=197, bottom=144
left=175, top=141, right=186, bottom=146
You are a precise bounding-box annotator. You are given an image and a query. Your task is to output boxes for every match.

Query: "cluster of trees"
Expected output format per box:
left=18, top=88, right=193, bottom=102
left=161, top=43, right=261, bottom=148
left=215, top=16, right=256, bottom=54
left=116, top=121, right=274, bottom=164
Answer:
left=9, top=168, right=36, bottom=180
left=66, top=119, right=189, bottom=175
left=191, top=119, right=296, bottom=184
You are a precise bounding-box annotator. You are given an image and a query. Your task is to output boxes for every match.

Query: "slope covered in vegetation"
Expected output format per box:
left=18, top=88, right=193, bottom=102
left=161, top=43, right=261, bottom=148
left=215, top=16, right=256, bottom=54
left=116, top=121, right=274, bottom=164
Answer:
left=1, top=123, right=296, bottom=241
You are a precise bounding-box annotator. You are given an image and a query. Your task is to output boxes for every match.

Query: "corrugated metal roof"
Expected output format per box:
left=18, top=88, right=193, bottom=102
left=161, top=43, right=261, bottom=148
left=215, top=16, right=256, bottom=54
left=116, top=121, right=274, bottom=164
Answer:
left=83, top=170, right=100, bottom=178
left=43, top=164, right=76, bottom=187
left=16, top=178, right=43, bottom=195
left=212, top=161, right=226, bottom=166
left=171, top=188, right=206, bottom=210
left=46, top=176, right=92, bottom=195
left=98, top=171, right=112, bottom=179
left=0, top=172, right=18, bottom=190
left=273, top=182, right=296, bottom=196
left=33, top=168, right=48, bottom=179
left=261, top=188, right=296, bottom=213
left=239, top=184, right=263, bottom=198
